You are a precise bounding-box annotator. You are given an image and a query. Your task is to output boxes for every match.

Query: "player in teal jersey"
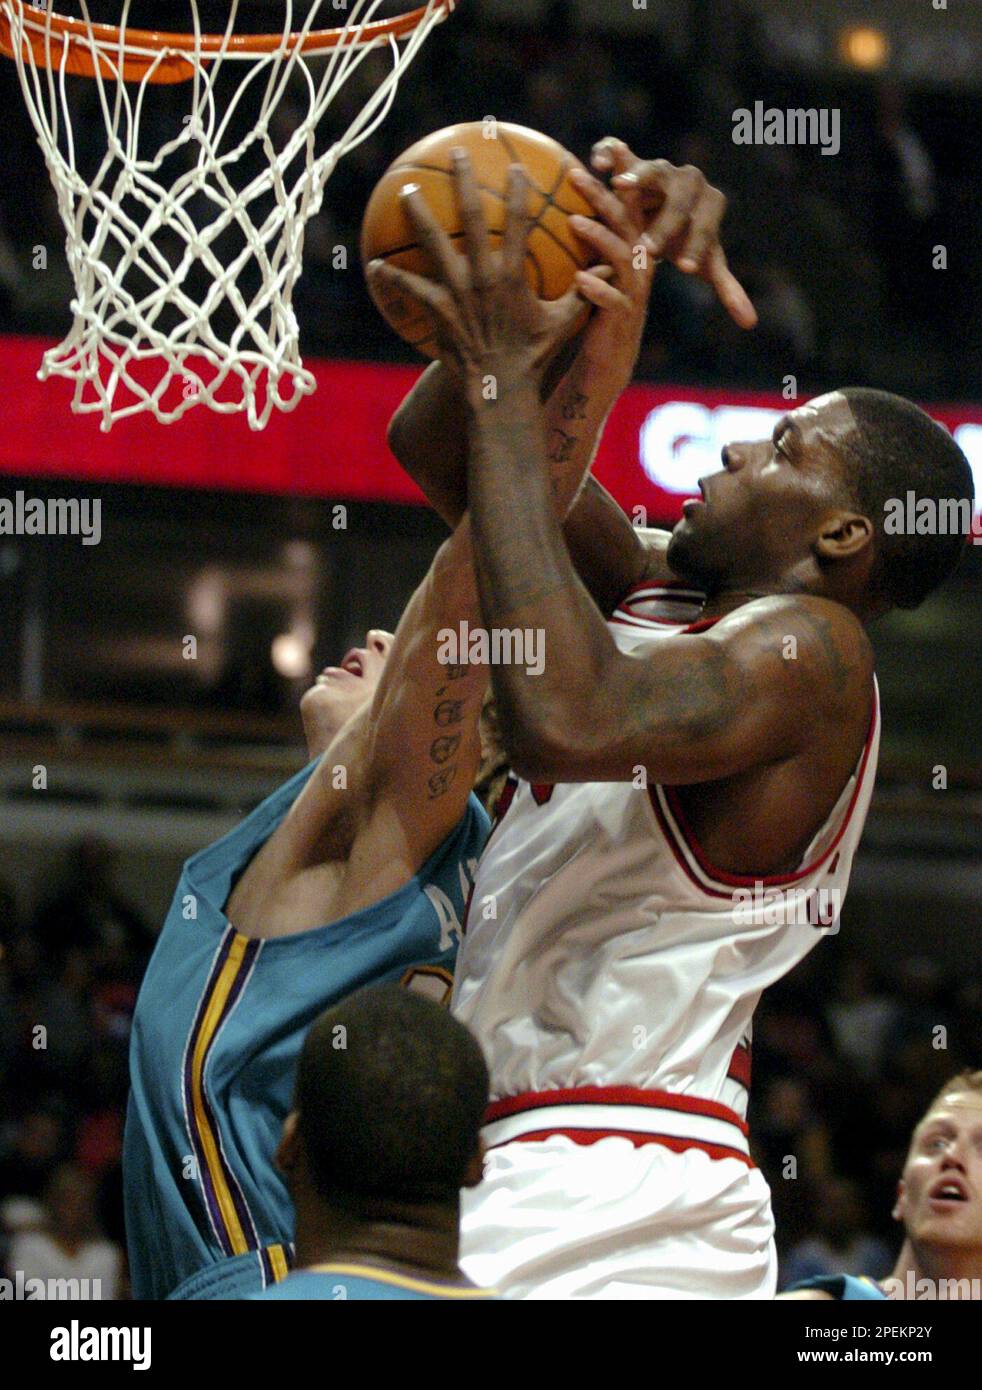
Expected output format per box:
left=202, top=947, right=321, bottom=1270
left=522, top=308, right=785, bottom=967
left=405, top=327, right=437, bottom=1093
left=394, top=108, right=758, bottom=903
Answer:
left=124, top=510, right=499, bottom=1300
left=783, top=1071, right=982, bottom=1301
left=252, top=985, right=496, bottom=1300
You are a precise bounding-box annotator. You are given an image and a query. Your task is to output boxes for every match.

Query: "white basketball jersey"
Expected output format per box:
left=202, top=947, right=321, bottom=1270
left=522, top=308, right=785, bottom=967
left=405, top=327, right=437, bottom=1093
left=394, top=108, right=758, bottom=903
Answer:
left=453, top=582, right=880, bottom=1155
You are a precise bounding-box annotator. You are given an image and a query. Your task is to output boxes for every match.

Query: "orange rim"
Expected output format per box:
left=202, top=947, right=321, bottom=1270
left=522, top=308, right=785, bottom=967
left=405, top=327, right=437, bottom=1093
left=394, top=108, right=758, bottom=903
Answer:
left=0, top=1, right=456, bottom=85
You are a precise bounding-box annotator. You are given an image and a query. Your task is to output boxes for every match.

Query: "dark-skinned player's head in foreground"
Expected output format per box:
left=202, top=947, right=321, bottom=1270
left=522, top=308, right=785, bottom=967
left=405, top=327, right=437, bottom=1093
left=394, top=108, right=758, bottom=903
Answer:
left=668, top=388, right=974, bottom=620
left=275, top=985, right=489, bottom=1279
left=889, top=1070, right=982, bottom=1282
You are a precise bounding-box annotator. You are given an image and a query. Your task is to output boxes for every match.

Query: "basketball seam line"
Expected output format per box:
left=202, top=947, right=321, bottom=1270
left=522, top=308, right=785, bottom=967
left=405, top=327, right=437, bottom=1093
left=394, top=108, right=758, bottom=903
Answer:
left=384, top=162, right=589, bottom=267
left=373, top=177, right=584, bottom=337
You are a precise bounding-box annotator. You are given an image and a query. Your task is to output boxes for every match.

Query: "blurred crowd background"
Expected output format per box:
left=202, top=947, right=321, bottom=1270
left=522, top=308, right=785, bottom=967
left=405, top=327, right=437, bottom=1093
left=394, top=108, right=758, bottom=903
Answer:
left=0, top=0, right=979, bottom=1298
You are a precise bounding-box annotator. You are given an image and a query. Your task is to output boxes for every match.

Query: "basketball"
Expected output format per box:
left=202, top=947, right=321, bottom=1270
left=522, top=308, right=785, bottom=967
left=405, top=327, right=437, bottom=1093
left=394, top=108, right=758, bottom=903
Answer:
left=360, top=121, right=596, bottom=357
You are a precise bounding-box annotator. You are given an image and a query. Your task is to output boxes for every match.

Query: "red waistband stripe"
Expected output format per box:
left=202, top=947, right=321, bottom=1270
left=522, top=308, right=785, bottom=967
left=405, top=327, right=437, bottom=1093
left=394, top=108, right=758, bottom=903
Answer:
left=482, top=1086, right=753, bottom=1167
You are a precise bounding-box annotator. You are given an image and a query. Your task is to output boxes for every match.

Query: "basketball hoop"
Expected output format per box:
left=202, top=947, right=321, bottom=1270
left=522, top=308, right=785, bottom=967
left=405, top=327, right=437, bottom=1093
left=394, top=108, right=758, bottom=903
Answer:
left=0, top=1, right=457, bottom=429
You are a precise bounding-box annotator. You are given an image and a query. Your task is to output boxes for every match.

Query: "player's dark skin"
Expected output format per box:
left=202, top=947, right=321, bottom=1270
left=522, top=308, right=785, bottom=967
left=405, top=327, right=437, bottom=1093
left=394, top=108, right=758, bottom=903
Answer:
left=370, top=148, right=878, bottom=877
left=276, top=1110, right=484, bottom=1284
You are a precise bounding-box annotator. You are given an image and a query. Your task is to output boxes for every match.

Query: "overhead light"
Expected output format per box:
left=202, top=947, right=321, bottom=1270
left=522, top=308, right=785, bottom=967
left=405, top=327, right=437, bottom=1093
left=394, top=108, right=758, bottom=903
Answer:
left=839, top=25, right=890, bottom=71
left=271, top=630, right=312, bottom=679
left=187, top=569, right=226, bottom=634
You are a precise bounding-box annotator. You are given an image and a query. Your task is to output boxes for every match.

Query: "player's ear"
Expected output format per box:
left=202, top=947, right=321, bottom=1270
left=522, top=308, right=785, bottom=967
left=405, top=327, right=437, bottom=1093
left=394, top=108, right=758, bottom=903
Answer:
left=276, top=1110, right=301, bottom=1175
left=892, top=1178, right=906, bottom=1224
left=461, top=1136, right=486, bottom=1190
left=814, top=510, right=873, bottom=562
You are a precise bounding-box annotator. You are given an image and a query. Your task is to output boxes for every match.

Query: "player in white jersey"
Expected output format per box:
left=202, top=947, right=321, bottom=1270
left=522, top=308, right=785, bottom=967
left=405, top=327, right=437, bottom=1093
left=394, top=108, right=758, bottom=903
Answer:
left=375, top=141, right=974, bottom=1298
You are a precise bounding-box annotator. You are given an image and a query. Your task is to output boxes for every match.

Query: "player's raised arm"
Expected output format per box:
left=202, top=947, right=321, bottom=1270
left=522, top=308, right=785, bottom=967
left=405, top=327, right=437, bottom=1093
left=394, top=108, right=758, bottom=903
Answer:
left=366, top=153, right=876, bottom=792
left=361, top=353, right=627, bottom=863
left=386, top=153, right=752, bottom=618
left=488, top=593, right=871, bottom=788
left=388, top=361, right=652, bottom=619
left=350, top=519, right=488, bottom=871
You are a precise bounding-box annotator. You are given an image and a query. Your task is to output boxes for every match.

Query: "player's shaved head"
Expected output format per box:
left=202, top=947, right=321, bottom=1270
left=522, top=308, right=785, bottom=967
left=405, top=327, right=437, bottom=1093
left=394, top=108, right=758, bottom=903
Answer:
left=836, top=388, right=974, bottom=610
left=667, top=387, right=973, bottom=616
left=293, top=984, right=489, bottom=1207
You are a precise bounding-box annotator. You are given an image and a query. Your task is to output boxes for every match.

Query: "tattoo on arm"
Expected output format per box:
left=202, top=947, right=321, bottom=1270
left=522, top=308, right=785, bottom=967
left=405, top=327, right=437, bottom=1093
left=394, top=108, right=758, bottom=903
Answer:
left=427, top=765, right=458, bottom=800
left=800, top=608, right=853, bottom=697
left=430, top=733, right=461, bottom=764
left=561, top=389, right=589, bottom=422
left=435, top=699, right=465, bottom=727
left=545, top=358, right=593, bottom=471
left=426, top=682, right=471, bottom=801
left=624, top=642, right=746, bottom=747
left=547, top=428, right=577, bottom=464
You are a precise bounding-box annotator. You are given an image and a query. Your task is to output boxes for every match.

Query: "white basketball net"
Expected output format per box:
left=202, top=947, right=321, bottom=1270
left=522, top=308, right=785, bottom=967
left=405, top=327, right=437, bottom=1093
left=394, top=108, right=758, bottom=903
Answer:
left=1, top=0, right=451, bottom=429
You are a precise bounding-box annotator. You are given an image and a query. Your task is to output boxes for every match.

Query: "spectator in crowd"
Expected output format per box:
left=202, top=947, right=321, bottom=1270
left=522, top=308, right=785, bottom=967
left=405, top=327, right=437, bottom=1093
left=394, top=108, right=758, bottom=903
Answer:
left=0, top=1107, right=69, bottom=1202
left=5, top=1163, right=122, bottom=1300
left=824, top=952, right=899, bottom=1082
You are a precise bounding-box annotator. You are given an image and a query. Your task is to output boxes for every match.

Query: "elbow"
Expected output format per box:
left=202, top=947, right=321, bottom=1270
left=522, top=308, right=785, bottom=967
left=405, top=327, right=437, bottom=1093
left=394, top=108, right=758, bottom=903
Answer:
left=386, top=405, right=413, bottom=471
left=495, top=705, right=586, bottom=784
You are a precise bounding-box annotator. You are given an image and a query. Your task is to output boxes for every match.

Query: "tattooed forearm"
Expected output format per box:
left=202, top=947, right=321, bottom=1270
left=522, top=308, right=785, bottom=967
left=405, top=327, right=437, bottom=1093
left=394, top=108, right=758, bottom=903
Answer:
left=426, top=661, right=472, bottom=799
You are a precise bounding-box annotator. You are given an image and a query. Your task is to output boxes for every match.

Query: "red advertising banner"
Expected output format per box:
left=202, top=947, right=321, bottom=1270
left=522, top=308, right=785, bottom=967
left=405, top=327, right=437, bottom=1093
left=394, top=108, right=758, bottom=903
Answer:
left=1, top=337, right=979, bottom=522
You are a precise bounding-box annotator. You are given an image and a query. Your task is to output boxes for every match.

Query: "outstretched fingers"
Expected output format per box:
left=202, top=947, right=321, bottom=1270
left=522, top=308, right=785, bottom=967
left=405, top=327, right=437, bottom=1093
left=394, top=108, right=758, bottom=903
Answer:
left=367, top=258, right=450, bottom=326
left=451, top=148, right=495, bottom=291
left=501, top=163, right=531, bottom=280
left=703, top=243, right=758, bottom=329
left=399, top=182, right=466, bottom=296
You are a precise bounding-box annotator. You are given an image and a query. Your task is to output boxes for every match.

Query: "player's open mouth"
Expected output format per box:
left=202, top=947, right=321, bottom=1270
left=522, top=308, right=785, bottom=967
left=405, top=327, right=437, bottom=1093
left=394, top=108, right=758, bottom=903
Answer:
left=928, top=1178, right=969, bottom=1205
left=682, top=482, right=707, bottom=517
left=316, top=652, right=364, bottom=683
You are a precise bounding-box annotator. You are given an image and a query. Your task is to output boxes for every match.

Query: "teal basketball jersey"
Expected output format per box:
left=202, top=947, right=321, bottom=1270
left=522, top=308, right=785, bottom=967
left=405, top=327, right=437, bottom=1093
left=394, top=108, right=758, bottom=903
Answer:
left=123, top=758, right=488, bottom=1301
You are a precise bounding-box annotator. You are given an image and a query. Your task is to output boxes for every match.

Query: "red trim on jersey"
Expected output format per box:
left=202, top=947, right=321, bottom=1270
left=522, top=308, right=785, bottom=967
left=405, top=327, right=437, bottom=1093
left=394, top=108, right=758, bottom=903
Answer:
left=610, top=612, right=688, bottom=629
left=493, top=775, right=518, bottom=822
left=619, top=579, right=707, bottom=604
left=490, top=1127, right=755, bottom=1168
left=648, top=790, right=733, bottom=901
left=681, top=617, right=723, bottom=634
left=727, top=1043, right=752, bottom=1090
left=651, top=686, right=879, bottom=895
left=485, top=1085, right=749, bottom=1138
left=620, top=595, right=706, bottom=612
